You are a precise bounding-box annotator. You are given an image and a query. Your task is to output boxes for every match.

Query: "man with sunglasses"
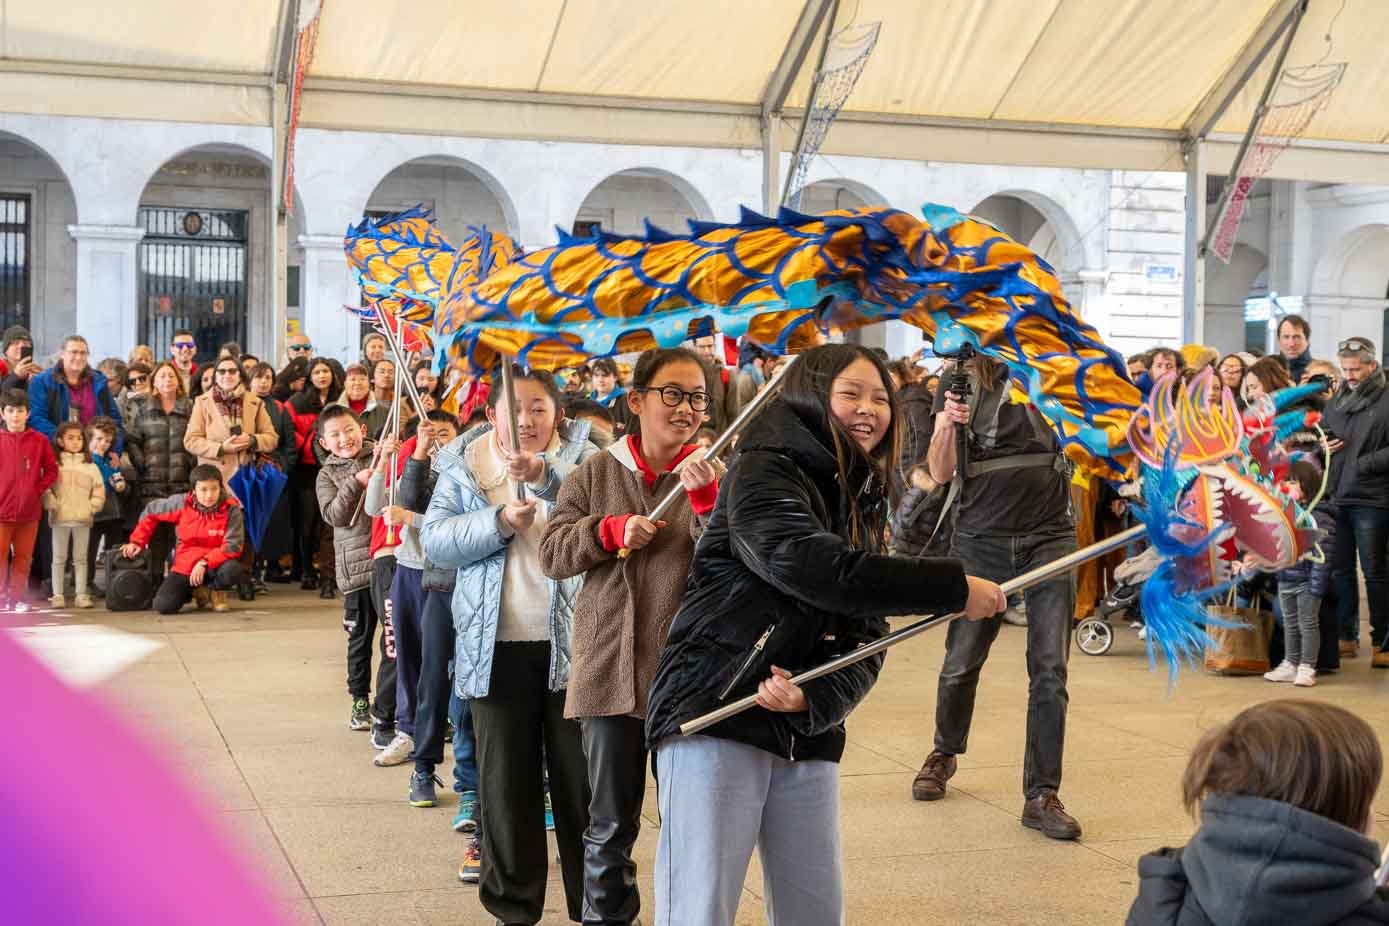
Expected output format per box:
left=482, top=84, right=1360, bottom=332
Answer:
left=286, top=332, right=314, bottom=365
left=1322, top=336, right=1389, bottom=665
left=169, top=330, right=199, bottom=392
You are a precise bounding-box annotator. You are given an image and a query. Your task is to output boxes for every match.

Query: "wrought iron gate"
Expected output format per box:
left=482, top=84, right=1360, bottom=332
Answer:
left=0, top=194, right=30, bottom=333
left=138, top=206, right=248, bottom=363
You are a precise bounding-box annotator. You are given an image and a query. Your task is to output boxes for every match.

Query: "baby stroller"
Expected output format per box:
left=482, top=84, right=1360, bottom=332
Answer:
left=1075, top=546, right=1160, bottom=656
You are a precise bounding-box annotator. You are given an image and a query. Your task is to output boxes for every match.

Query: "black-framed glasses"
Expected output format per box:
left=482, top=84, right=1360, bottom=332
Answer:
left=216, top=366, right=241, bottom=376
left=128, top=375, right=148, bottom=386
left=1339, top=338, right=1375, bottom=353
left=637, top=385, right=711, bottom=412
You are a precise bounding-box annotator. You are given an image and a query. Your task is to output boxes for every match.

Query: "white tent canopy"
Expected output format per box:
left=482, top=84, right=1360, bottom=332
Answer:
left=2, top=0, right=1387, bottom=182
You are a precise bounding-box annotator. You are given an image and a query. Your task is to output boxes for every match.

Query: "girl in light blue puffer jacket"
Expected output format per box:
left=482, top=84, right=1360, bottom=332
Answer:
left=418, top=368, right=597, bottom=925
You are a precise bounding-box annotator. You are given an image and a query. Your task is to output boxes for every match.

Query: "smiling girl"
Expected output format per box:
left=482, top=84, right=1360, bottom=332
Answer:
left=643, top=344, right=1005, bottom=925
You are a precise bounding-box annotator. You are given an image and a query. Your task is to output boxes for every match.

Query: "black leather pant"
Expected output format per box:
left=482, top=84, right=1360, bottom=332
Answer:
left=580, top=715, right=648, bottom=925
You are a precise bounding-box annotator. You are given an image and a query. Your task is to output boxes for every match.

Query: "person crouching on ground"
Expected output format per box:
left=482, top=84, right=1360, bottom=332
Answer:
left=419, top=367, right=598, bottom=924
left=314, top=406, right=394, bottom=743
left=1127, top=700, right=1389, bottom=925
left=540, top=346, right=719, bottom=926
left=122, top=465, right=245, bottom=614
left=644, top=344, right=1005, bottom=926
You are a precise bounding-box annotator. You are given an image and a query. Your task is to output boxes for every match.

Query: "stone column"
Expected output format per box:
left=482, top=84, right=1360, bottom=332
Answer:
left=297, top=234, right=360, bottom=366
left=67, top=224, right=144, bottom=361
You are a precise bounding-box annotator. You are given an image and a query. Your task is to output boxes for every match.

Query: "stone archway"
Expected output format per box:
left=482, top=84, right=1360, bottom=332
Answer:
left=364, top=156, right=517, bottom=243
left=572, top=168, right=712, bottom=237
left=1310, top=224, right=1389, bottom=361
left=795, top=178, right=888, bottom=213
left=0, top=131, right=78, bottom=355
left=1205, top=244, right=1268, bottom=354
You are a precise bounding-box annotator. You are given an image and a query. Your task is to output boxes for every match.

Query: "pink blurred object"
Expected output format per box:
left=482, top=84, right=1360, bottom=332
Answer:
left=0, top=629, right=291, bottom=925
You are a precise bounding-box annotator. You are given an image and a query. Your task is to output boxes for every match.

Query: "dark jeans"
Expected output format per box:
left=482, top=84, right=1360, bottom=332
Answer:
left=1333, top=505, right=1389, bottom=650
left=152, top=561, right=242, bottom=614
left=345, top=581, right=396, bottom=726
left=414, top=588, right=457, bottom=774
left=292, top=467, right=321, bottom=579
left=388, top=565, right=426, bottom=736
left=580, top=715, right=647, bottom=925
left=145, top=520, right=175, bottom=583
left=449, top=689, right=479, bottom=794
left=472, top=641, right=589, bottom=924
left=934, top=528, right=1076, bottom=799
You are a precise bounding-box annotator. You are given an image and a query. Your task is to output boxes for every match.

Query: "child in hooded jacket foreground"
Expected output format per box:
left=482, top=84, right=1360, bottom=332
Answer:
left=1127, top=699, right=1389, bottom=926
left=644, top=343, right=1006, bottom=926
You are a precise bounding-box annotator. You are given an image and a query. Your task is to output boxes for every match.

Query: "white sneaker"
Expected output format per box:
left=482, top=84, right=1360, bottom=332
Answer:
left=1264, top=660, right=1297, bottom=683
left=1294, top=665, right=1317, bottom=687
left=74, top=594, right=94, bottom=609
left=1001, top=606, right=1028, bottom=627
left=373, top=731, right=415, bottom=767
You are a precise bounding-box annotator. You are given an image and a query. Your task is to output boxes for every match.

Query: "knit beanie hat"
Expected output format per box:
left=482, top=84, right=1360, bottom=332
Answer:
left=1, top=325, right=31, bottom=353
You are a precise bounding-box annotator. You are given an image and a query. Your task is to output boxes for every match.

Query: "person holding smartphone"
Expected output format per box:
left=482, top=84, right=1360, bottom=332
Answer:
left=1, top=326, right=43, bottom=390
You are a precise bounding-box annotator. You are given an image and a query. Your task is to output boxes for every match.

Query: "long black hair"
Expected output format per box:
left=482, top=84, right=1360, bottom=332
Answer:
left=290, top=356, right=343, bottom=413
left=779, top=343, right=902, bottom=549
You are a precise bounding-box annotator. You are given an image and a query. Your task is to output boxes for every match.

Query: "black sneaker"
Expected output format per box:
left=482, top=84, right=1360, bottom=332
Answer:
left=409, top=771, right=443, bottom=807
left=371, top=722, right=396, bottom=750
left=237, top=582, right=256, bottom=602
left=300, top=573, right=319, bottom=591
left=319, top=578, right=337, bottom=600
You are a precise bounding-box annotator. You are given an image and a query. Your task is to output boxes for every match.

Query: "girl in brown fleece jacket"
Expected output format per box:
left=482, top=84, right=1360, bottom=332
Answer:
left=540, top=347, right=718, bottom=925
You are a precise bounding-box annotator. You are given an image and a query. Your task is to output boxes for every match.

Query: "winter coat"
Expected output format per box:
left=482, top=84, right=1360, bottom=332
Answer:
left=130, top=492, right=245, bottom=576
left=645, top=399, right=970, bottom=762
left=1322, top=370, right=1389, bottom=510
left=262, top=396, right=298, bottom=475
left=540, top=434, right=718, bottom=720
left=26, top=364, right=124, bottom=450
left=0, top=427, right=58, bottom=522
left=184, top=391, right=279, bottom=497
left=287, top=392, right=333, bottom=466
left=1278, top=503, right=1337, bottom=597
left=418, top=421, right=597, bottom=700
left=315, top=443, right=375, bottom=593
left=896, top=379, right=935, bottom=487
left=1127, top=794, right=1389, bottom=926
left=125, top=395, right=194, bottom=502
left=90, top=452, right=134, bottom=523
left=43, top=452, right=105, bottom=527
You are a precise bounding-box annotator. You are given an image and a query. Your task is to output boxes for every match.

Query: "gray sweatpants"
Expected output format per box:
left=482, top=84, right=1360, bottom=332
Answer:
left=654, top=735, right=843, bottom=926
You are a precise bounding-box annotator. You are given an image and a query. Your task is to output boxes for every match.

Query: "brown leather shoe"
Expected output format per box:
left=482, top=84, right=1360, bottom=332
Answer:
left=1373, top=649, right=1389, bottom=669
left=1022, top=790, right=1082, bottom=840
left=1341, top=639, right=1360, bottom=658
left=911, top=751, right=957, bottom=801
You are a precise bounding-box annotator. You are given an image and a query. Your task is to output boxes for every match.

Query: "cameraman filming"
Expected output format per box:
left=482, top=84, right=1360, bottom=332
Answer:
left=911, top=347, right=1081, bottom=841
left=1322, top=336, right=1389, bottom=665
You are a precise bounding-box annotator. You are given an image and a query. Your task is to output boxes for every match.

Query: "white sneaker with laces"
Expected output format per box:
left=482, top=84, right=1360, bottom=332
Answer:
left=1294, top=665, right=1317, bottom=687
left=373, top=731, right=415, bottom=767
left=1264, top=660, right=1297, bottom=683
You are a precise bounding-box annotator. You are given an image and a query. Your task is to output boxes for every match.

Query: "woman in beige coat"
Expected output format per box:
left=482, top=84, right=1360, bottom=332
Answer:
left=184, top=359, right=278, bottom=598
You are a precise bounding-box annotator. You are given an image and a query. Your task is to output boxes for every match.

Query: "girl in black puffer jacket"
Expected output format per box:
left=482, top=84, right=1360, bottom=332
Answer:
left=644, top=344, right=1004, bottom=926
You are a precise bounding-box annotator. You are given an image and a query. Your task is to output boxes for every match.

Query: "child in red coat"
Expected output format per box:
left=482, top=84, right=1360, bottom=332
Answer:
left=122, top=464, right=246, bottom=614
left=0, top=389, right=58, bottom=612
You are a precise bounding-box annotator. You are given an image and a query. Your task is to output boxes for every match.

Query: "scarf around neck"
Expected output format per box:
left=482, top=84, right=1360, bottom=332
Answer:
left=1333, top=368, right=1386, bottom=415
left=211, top=384, right=243, bottom=426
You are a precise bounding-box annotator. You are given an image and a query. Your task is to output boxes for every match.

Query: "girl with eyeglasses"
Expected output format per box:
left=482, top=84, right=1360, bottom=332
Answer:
left=540, top=346, right=720, bottom=925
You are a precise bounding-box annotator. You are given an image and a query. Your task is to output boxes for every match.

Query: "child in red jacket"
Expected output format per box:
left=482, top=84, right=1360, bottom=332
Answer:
left=122, top=464, right=246, bottom=614
left=0, top=389, right=58, bottom=613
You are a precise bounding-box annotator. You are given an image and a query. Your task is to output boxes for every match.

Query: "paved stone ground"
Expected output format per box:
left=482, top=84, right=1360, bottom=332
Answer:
left=16, top=586, right=1389, bottom=924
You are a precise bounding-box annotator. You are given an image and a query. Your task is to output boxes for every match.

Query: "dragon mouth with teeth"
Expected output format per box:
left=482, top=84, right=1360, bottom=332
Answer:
left=1128, top=370, right=1321, bottom=588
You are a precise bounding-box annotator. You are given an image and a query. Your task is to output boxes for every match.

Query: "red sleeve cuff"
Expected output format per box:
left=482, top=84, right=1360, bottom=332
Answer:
left=686, top=480, right=719, bottom=516
left=598, top=514, right=631, bottom=553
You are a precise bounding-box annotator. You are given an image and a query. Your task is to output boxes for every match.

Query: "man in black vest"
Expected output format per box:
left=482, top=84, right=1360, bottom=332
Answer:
left=911, top=353, right=1081, bottom=840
